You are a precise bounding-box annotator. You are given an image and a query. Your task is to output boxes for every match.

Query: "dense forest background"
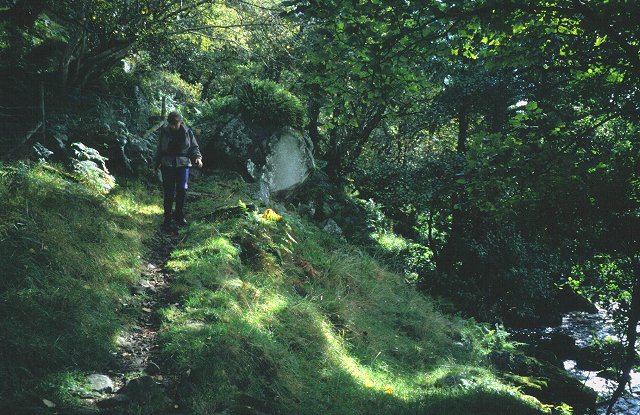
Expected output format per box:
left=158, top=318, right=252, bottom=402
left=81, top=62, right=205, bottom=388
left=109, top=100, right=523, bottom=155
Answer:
left=1, top=1, right=639, bottom=414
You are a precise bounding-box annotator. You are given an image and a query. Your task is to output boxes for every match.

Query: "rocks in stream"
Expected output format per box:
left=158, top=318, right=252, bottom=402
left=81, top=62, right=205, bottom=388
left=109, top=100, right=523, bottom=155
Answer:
left=489, top=351, right=597, bottom=414
left=557, top=286, right=598, bottom=314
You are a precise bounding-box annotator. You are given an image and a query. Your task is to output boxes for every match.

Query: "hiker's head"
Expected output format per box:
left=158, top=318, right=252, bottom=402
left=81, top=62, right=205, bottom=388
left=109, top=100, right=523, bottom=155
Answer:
left=167, top=111, right=183, bottom=130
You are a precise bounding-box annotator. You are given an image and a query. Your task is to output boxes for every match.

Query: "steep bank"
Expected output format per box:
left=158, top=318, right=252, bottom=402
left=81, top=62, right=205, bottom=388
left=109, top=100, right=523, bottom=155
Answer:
left=0, top=163, right=560, bottom=414
left=155, top=172, right=549, bottom=415
left=0, top=162, right=160, bottom=412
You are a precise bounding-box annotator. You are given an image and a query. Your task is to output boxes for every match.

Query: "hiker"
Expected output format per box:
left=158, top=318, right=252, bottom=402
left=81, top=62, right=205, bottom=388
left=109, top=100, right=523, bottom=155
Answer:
left=153, top=111, right=203, bottom=228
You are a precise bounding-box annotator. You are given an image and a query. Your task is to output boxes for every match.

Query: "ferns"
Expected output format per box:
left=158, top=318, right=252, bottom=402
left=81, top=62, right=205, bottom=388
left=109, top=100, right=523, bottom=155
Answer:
left=236, top=79, right=305, bottom=131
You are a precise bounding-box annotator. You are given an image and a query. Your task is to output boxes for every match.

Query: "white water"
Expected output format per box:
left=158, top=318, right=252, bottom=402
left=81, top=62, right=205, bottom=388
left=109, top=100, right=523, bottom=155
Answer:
left=559, top=311, right=639, bottom=415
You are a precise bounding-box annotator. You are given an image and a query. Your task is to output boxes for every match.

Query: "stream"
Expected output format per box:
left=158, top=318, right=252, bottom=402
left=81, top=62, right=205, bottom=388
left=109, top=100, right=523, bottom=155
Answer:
left=512, top=310, right=639, bottom=414
left=559, top=310, right=639, bottom=415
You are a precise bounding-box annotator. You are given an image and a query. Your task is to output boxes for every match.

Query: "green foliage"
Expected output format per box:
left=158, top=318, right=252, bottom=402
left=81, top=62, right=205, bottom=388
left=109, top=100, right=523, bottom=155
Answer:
left=70, top=142, right=115, bottom=195
left=202, top=95, right=241, bottom=125
left=569, top=255, right=636, bottom=335
left=0, top=162, right=160, bottom=407
left=2, top=0, right=639, bottom=410
left=156, top=172, right=548, bottom=415
left=139, top=69, right=203, bottom=114
left=236, top=79, right=305, bottom=130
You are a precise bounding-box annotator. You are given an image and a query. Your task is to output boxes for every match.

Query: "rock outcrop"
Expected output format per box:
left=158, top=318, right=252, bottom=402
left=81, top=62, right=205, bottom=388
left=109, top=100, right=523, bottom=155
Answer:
left=206, top=119, right=314, bottom=202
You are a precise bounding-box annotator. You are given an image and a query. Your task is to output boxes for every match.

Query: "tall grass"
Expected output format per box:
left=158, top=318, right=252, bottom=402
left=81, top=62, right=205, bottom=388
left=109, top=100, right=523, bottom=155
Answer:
left=0, top=165, right=553, bottom=414
left=158, top=173, right=549, bottom=415
left=0, top=162, right=160, bottom=407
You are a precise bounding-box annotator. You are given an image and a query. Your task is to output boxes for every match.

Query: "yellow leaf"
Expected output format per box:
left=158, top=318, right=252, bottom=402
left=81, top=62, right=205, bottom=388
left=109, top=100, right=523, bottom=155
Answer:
left=263, top=208, right=282, bottom=221
left=384, top=387, right=393, bottom=394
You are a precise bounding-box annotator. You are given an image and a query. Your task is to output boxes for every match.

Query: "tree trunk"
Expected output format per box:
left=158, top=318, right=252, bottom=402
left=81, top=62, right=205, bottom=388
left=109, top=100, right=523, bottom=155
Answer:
left=427, top=209, right=434, bottom=248
left=490, top=87, right=507, bottom=134
left=457, top=103, right=469, bottom=153
left=606, top=257, right=640, bottom=414
left=438, top=100, right=470, bottom=274
left=325, top=126, right=341, bottom=184
left=350, top=106, right=384, bottom=160
left=307, top=89, right=321, bottom=150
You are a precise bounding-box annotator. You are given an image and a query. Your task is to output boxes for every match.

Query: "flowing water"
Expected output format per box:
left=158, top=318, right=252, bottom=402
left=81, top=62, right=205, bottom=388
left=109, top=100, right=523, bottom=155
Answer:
left=558, top=311, right=640, bottom=415
left=514, top=310, right=640, bottom=414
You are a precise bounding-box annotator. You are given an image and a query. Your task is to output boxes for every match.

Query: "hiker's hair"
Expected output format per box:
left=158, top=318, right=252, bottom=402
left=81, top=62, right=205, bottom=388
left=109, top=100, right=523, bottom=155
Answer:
left=167, top=111, right=182, bottom=124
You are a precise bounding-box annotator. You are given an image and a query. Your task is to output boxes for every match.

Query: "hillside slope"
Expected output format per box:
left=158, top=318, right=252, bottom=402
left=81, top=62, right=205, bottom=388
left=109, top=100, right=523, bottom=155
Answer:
left=156, top=172, right=548, bottom=415
left=0, top=163, right=550, bottom=414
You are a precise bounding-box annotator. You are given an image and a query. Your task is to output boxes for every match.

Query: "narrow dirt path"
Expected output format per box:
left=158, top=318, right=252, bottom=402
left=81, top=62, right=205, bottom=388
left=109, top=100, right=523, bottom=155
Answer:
left=115, top=231, right=177, bottom=377
left=96, top=228, right=184, bottom=413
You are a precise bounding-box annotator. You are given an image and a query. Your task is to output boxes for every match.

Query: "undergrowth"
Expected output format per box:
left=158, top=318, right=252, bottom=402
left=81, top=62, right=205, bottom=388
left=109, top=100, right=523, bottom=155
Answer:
left=0, top=162, right=160, bottom=408
left=159, top=173, right=550, bottom=415
left=0, top=165, right=554, bottom=414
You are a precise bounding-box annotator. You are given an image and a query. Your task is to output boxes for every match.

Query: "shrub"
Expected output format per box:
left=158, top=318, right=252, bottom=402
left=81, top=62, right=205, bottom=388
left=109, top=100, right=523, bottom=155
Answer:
left=70, top=142, right=115, bottom=195
left=235, top=79, right=305, bottom=131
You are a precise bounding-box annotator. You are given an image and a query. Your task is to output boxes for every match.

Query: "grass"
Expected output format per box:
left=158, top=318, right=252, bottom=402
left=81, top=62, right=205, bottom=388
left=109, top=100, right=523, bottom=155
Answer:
left=0, top=162, right=160, bottom=409
left=158, top=173, right=551, bottom=415
left=0, top=165, right=554, bottom=414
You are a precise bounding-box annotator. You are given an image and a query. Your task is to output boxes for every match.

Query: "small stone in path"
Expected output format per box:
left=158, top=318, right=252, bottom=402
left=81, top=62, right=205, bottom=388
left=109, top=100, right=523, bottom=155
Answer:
left=115, top=335, right=134, bottom=351
left=87, top=374, right=114, bottom=393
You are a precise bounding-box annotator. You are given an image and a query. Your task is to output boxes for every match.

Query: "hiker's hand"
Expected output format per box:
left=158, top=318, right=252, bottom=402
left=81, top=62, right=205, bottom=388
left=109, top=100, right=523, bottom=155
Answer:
left=195, top=158, right=203, bottom=169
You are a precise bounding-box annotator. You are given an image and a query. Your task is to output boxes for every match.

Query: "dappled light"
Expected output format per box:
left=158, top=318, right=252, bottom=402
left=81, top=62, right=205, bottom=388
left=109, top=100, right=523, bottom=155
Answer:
left=150, top=172, right=550, bottom=414
left=2, top=1, right=638, bottom=413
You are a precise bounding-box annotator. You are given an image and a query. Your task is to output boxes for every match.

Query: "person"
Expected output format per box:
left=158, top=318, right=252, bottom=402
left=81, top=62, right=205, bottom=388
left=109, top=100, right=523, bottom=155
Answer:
left=153, top=111, right=203, bottom=228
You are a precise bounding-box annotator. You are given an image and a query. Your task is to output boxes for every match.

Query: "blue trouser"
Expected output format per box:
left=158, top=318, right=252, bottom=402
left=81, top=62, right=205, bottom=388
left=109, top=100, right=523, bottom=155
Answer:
left=161, top=166, right=189, bottom=220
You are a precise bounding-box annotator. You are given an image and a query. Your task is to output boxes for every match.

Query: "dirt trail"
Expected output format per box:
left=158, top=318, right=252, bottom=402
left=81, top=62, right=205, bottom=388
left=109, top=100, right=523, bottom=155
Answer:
left=102, top=229, right=184, bottom=412
left=116, top=231, right=177, bottom=373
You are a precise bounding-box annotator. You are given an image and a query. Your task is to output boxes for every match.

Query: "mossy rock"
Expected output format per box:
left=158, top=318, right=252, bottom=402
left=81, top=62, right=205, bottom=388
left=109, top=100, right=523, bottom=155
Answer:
left=490, top=351, right=597, bottom=414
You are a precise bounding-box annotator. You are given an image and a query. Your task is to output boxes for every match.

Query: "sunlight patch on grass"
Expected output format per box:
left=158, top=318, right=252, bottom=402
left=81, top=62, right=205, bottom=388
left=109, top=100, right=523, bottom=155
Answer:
left=111, top=196, right=163, bottom=216
left=153, top=172, right=550, bottom=415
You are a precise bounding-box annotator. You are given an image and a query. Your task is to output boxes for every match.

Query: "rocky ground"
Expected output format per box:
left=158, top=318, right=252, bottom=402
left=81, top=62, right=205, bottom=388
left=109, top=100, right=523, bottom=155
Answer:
left=62, top=229, right=185, bottom=415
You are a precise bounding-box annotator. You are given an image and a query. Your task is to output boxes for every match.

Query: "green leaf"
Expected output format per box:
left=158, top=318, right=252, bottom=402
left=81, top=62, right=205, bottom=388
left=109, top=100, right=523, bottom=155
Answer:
left=594, top=35, right=607, bottom=47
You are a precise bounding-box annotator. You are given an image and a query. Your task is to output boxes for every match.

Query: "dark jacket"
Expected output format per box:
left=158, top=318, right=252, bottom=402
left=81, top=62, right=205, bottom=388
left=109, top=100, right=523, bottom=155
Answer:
left=154, top=125, right=202, bottom=168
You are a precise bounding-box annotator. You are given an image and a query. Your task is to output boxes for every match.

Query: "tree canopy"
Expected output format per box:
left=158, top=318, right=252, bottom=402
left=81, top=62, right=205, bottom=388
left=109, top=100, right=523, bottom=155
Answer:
left=1, top=0, right=639, bottom=412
